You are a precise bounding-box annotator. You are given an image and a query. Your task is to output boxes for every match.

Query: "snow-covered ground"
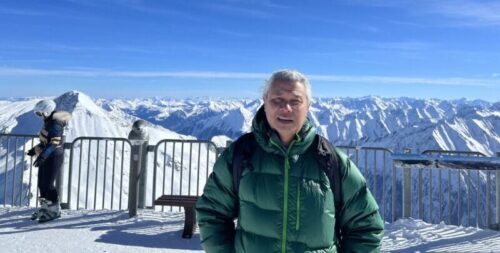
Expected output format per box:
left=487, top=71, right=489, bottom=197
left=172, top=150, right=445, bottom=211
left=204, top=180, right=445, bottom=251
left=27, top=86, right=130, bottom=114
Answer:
left=1, top=206, right=499, bottom=253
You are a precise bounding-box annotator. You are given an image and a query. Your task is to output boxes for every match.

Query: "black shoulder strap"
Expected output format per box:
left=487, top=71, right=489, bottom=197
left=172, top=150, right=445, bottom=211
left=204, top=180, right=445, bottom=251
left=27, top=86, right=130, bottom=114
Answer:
left=231, top=132, right=256, bottom=195
left=316, top=135, right=342, bottom=212
left=315, top=135, right=343, bottom=245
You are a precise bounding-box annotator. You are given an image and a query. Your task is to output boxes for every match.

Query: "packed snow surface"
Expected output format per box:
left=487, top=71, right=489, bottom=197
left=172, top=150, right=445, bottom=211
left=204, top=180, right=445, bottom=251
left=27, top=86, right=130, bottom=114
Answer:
left=1, top=206, right=499, bottom=253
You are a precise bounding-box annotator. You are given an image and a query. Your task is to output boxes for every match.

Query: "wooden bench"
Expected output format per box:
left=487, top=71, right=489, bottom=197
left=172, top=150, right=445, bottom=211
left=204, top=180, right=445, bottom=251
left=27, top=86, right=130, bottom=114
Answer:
left=154, top=195, right=199, bottom=239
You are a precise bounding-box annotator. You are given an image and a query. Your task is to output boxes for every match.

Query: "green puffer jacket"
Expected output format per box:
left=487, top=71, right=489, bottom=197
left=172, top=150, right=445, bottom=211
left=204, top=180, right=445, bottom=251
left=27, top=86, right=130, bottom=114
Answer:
left=196, top=107, right=384, bottom=253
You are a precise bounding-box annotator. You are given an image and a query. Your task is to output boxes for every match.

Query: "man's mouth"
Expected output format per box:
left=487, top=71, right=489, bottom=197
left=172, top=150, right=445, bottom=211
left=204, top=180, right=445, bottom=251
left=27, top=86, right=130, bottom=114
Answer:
left=277, top=116, right=293, bottom=124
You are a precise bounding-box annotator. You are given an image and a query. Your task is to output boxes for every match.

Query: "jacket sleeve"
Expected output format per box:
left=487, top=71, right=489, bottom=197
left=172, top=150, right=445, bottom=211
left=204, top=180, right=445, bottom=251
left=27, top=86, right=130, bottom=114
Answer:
left=337, top=154, right=384, bottom=253
left=39, top=121, right=64, bottom=159
left=196, top=146, right=238, bottom=253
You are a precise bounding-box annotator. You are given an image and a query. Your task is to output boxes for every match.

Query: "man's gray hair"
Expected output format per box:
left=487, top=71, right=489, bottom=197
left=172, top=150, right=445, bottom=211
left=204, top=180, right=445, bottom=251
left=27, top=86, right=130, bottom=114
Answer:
left=262, top=69, right=312, bottom=103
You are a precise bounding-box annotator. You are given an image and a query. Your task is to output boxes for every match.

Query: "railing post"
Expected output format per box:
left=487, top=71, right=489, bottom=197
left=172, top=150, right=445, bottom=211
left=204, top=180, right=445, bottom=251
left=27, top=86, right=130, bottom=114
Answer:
left=403, top=166, right=412, bottom=218
left=138, top=142, right=149, bottom=209
left=496, top=152, right=500, bottom=230
left=402, top=148, right=412, bottom=218
left=128, top=120, right=149, bottom=218
left=57, top=134, right=69, bottom=209
left=392, top=162, right=397, bottom=222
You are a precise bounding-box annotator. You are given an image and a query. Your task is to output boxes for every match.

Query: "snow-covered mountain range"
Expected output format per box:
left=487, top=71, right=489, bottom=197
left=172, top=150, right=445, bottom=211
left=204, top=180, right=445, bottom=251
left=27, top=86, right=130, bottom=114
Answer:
left=2, top=91, right=498, bottom=155
left=100, top=95, right=499, bottom=156
left=0, top=91, right=194, bottom=143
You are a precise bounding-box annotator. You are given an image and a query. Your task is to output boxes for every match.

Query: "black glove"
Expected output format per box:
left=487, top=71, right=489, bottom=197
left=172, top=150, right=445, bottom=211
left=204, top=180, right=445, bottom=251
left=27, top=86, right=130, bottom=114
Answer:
left=27, top=148, right=36, bottom=157
left=33, top=156, right=46, bottom=167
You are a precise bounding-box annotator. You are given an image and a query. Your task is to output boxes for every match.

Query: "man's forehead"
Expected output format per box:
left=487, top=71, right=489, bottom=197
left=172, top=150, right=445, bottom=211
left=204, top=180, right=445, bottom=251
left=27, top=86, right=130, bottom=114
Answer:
left=268, top=81, right=306, bottom=97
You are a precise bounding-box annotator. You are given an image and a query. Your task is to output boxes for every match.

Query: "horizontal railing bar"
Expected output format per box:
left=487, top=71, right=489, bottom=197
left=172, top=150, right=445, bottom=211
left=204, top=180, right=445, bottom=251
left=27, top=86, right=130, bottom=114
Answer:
left=422, top=149, right=487, bottom=157
left=393, top=154, right=500, bottom=171
left=0, top=133, right=37, bottom=138
left=72, top=136, right=131, bottom=143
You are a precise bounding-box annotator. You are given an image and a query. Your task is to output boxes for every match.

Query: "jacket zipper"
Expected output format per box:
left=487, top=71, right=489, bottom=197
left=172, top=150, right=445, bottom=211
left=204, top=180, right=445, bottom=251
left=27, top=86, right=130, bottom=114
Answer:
left=270, top=138, right=295, bottom=253
left=296, top=183, right=301, bottom=231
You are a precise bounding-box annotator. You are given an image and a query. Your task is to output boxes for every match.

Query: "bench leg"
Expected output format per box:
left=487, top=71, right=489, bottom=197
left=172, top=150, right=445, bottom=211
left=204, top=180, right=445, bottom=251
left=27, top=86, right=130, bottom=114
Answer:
left=182, top=206, right=196, bottom=239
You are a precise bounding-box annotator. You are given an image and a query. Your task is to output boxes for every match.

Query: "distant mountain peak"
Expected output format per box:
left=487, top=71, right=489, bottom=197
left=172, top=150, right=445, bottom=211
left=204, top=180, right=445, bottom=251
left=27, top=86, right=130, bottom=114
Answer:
left=54, top=90, right=105, bottom=116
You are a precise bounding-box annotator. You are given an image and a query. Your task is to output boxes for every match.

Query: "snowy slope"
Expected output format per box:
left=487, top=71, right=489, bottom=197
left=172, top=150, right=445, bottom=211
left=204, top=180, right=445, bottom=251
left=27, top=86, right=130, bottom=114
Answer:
left=1, top=206, right=500, bottom=253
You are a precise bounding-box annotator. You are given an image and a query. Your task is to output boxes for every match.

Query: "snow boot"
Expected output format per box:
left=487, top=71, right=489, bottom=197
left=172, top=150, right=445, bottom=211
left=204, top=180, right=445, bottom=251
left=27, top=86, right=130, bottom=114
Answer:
left=38, top=201, right=61, bottom=223
left=30, top=198, right=49, bottom=220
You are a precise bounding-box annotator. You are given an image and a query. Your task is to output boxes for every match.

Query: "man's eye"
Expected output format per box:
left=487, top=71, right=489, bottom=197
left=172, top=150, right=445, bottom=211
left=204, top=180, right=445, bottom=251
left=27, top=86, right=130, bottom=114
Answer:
left=290, top=100, right=301, bottom=106
left=272, top=98, right=284, bottom=104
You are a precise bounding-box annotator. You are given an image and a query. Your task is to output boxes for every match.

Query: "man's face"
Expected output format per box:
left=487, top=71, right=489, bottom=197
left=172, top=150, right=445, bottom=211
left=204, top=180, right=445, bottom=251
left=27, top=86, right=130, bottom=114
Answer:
left=264, top=81, right=309, bottom=141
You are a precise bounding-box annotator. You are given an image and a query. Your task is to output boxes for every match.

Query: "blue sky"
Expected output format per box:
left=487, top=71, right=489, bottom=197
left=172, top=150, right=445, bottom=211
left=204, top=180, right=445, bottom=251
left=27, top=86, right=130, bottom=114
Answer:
left=0, top=0, right=499, bottom=101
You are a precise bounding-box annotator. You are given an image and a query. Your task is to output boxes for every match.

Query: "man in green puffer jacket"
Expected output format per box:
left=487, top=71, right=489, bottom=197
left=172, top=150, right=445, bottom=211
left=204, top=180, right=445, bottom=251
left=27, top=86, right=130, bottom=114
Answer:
left=196, top=69, right=384, bottom=253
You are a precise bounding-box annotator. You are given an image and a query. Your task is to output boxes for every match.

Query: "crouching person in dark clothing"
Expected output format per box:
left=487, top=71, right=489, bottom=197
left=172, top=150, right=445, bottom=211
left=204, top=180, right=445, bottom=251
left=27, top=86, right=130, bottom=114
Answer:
left=27, top=99, right=71, bottom=223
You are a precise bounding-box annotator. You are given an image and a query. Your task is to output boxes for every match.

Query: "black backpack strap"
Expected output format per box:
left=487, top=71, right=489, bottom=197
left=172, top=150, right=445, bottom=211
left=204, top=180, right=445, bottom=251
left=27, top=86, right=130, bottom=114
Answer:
left=315, top=135, right=343, bottom=246
left=231, top=132, right=256, bottom=195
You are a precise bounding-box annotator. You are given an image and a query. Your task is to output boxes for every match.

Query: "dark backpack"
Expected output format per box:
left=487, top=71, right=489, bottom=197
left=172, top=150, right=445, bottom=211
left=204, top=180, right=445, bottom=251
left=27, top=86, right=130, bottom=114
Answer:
left=230, top=132, right=343, bottom=244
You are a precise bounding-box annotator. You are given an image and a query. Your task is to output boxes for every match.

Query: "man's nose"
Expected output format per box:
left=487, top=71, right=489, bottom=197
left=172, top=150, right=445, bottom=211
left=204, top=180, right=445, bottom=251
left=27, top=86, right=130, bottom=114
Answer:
left=279, top=102, right=293, bottom=112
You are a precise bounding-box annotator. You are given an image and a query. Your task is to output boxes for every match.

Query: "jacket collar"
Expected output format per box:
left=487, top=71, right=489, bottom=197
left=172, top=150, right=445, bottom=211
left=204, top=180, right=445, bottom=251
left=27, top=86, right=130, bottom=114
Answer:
left=251, top=105, right=316, bottom=156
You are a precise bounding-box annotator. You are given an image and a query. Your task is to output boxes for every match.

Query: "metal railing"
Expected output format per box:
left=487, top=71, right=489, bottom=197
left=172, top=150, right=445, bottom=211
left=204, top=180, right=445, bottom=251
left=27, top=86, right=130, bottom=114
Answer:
left=337, top=146, right=395, bottom=222
left=66, top=137, right=132, bottom=210
left=393, top=152, right=500, bottom=230
left=1, top=131, right=499, bottom=231
left=151, top=139, right=219, bottom=211
left=419, top=150, right=490, bottom=228
left=0, top=134, right=38, bottom=207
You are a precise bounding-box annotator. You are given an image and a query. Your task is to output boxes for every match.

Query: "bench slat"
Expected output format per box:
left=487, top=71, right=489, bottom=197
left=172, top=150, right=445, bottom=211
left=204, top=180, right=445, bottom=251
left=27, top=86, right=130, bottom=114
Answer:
left=154, top=195, right=198, bottom=206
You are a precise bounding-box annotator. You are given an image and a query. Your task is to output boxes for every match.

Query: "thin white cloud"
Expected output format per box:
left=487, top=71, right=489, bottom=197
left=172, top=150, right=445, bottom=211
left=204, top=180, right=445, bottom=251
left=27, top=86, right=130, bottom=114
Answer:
left=0, top=42, right=200, bottom=55
left=202, top=3, right=276, bottom=19
left=348, top=0, right=500, bottom=27
left=59, top=0, right=202, bottom=22
left=214, top=29, right=253, bottom=38
left=366, top=41, right=434, bottom=51
left=309, top=75, right=497, bottom=87
left=0, top=68, right=100, bottom=77
left=0, top=67, right=498, bottom=87
left=429, top=1, right=500, bottom=26
left=0, top=7, right=49, bottom=16
left=265, top=33, right=435, bottom=52
left=306, top=17, right=381, bottom=33
left=386, top=19, right=427, bottom=28
left=0, top=5, right=135, bottom=23
left=109, top=71, right=267, bottom=79
left=0, top=67, right=267, bottom=79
